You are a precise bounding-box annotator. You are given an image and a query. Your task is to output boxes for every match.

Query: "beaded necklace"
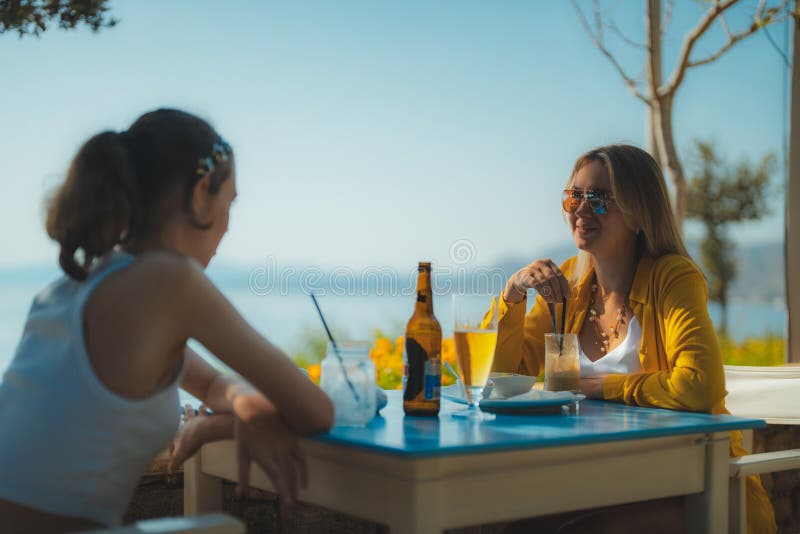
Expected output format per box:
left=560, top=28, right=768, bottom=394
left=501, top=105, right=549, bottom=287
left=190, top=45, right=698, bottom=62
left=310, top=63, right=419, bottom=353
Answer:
left=587, top=279, right=628, bottom=354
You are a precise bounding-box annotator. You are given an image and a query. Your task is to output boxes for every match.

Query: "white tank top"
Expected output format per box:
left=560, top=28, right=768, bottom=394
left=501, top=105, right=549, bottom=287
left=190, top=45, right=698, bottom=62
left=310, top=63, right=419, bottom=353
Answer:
left=0, top=251, right=185, bottom=526
left=580, top=316, right=643, bottom=377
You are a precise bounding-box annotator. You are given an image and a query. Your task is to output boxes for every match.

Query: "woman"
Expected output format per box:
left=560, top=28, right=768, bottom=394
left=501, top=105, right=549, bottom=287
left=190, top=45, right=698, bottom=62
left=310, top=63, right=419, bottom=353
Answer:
left=494, top=144, right=774, bottom=533
left=0, top=109, right=333, bottom=532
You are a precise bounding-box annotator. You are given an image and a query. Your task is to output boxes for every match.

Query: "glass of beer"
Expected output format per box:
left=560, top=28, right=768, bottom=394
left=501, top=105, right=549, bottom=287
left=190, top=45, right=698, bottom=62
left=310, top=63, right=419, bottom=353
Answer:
left=544, top=333, right=580, bottom=392
left=452, top=294, right=499, bottom=421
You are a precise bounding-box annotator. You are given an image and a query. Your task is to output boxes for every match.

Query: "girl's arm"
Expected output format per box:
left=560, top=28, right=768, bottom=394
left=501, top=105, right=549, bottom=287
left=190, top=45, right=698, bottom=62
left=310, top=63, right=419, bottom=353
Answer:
left=159, top=254, right=333, bottom=435
left=180, top=346, right=252, bottom=413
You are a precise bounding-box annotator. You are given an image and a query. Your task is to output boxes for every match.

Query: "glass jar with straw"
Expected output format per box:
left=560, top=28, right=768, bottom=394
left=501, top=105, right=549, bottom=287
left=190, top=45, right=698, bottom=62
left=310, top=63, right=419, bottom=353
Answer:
left=544, top=298, right=580, bottom=392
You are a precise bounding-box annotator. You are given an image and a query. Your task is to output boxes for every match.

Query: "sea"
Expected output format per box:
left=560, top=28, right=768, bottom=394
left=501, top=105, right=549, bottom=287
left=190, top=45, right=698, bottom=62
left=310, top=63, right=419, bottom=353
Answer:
left=0, top=269, right=788, bottom=378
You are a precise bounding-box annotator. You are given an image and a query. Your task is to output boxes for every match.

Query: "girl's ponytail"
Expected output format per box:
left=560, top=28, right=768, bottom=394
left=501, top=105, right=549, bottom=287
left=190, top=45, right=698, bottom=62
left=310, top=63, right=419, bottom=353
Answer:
left=45, top=131, right=137, bottom=281
left=46, top=108, right=232, bottom=280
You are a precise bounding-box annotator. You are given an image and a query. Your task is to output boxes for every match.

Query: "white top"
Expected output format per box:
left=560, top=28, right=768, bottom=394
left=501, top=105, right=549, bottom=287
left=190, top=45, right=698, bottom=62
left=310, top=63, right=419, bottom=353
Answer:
left=0, top=251, right=185, bottom=526
left=580, top=316, right=643, bottom=377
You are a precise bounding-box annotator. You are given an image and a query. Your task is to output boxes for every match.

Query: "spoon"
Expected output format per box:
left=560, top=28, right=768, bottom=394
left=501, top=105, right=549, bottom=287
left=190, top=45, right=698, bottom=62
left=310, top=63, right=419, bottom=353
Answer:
left=443, top=361, right=462, bottom=383
left=444, top=361, right=494, bottom=399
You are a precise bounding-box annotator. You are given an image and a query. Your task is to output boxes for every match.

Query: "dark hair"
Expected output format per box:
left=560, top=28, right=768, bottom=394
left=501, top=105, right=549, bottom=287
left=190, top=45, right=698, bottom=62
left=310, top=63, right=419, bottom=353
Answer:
left=46, top=108, right=233, bottom=280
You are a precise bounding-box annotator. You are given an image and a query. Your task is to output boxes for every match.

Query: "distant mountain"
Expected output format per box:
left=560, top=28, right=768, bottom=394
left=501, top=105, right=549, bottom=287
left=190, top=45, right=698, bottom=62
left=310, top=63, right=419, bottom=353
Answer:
left=0, top=241, right=784, bottom=303
left=715, top=242, right=784, bottom=302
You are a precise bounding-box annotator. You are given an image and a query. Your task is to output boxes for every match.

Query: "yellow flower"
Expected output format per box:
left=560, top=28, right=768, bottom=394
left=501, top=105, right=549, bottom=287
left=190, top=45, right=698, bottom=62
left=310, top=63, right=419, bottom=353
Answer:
left=306, top=363, right=321, bottom=384
left=367, top=334, right=459, bottom=389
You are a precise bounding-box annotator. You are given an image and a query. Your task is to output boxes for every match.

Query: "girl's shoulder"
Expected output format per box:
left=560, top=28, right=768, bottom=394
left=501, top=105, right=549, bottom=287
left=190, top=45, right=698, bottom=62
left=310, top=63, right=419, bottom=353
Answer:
left=128, top=250, right=203, bottom=278
left=112, top=251, right=207, bottom=296
left=87, top=251, right=208, bottom=324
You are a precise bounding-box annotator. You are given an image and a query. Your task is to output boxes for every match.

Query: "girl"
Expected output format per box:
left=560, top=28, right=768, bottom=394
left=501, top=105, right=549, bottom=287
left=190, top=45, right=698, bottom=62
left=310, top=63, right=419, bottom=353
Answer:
left=0, top=108, right=333, bottom=532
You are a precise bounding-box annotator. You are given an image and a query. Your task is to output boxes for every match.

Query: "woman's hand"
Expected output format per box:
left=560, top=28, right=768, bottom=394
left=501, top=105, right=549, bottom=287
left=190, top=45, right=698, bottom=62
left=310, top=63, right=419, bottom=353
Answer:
left=579, top=377, right=605, bottom=399
left=234, top=395, right=307, bottom=517
left=504, top=259, right=571, bottom=304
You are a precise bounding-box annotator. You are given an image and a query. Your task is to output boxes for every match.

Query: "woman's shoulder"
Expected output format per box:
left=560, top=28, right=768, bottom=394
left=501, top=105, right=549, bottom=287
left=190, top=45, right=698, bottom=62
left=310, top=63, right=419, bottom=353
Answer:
left=648, top=254, right=705, bottom=287
left=558, top=255, right=580, bottom=275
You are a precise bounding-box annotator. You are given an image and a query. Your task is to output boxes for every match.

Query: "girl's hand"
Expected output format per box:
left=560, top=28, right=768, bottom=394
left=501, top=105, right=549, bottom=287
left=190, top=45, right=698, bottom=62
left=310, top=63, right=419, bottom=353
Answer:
left=504, top=259, right=571, bottom=304
left=169, top=405, right=234, bottom=474
left=234, top=395, right=307, bottom=517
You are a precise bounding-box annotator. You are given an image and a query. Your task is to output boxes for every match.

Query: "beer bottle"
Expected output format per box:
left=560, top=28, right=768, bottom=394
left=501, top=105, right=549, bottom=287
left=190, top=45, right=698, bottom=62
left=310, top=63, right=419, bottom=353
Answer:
left=403, top=262, right=442, bottom=416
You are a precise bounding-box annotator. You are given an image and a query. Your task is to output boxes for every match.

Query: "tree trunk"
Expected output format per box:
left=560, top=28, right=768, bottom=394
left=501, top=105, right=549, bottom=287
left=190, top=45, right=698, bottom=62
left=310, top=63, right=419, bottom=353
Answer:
left=647, top=106, right=662, bottom=167
left=719, top=290, right=728, bottom=339
left=655, top=94, right=687, bottom=228
left=646, top=0, right=664, bottom=167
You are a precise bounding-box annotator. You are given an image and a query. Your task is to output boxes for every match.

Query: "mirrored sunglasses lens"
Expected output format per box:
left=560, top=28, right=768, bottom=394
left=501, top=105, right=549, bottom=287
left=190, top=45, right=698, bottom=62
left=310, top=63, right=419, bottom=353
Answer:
left=563, top=196, right=580, bottom=213
left=588, top=197, right=607, bottom=214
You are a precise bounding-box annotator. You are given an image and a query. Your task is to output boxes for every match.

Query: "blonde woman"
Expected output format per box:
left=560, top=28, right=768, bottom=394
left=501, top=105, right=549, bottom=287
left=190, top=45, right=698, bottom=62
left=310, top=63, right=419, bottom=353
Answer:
left=495, top=144, right=774, bottom=533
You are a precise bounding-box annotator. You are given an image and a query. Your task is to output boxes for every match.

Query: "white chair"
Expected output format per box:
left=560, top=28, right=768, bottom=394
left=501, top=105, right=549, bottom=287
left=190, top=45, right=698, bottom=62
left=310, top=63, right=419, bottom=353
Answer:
left=82, top=513, right=245, bottom=534
left=724, top=364, right=800, bottom=534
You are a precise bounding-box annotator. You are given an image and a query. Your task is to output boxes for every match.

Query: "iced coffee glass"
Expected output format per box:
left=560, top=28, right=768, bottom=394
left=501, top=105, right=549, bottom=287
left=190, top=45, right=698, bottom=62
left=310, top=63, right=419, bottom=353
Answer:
left=544, top=333, right=580, bottom=392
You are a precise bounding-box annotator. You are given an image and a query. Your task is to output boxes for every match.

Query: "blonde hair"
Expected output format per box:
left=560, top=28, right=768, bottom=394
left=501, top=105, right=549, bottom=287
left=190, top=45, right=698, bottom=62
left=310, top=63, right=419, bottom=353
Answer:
left=567, top=144, right=691, bottom=286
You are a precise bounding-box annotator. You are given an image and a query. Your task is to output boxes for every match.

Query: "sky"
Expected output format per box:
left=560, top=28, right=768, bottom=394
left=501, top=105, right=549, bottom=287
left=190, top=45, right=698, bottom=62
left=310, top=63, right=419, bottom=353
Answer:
left=0, top=0, right=791, bottom=271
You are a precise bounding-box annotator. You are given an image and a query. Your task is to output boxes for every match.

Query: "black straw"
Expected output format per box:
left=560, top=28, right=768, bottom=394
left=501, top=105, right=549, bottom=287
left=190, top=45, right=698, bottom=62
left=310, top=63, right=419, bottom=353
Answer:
left=547, top=302, right=558, bottom=336
left=310, top=294, right=360, bottom=402
left=559, top=297, right=567, bottom=353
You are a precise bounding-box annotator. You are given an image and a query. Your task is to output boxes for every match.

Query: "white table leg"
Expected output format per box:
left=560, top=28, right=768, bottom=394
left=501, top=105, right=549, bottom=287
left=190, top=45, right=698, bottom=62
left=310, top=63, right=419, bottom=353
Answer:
left=184, top=452, right=223, bottom=516
left=685, top=432, right=730, bottom=534
left=385, top=484, right=442, bottom=534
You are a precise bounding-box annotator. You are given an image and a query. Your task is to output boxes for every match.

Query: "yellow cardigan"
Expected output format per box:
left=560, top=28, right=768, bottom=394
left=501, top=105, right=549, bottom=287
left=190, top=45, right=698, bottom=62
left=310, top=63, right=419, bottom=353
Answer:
left=494, top=253, right=775, bottom=534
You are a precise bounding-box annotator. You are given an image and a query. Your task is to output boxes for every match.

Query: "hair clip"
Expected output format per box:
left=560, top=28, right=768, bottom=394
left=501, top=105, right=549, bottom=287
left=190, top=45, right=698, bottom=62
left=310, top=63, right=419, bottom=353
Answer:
left=196, top=136, right=233, bottom=176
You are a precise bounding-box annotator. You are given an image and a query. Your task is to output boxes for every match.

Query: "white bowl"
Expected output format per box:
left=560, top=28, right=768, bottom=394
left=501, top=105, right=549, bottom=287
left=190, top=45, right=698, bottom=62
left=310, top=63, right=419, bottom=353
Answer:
left=488, top=372, right=536, bottom=398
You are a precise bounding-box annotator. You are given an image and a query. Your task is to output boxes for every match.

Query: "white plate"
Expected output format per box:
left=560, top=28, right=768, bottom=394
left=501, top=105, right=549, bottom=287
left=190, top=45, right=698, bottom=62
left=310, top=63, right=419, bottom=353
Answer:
left=441, top=384, right=585, bottom=413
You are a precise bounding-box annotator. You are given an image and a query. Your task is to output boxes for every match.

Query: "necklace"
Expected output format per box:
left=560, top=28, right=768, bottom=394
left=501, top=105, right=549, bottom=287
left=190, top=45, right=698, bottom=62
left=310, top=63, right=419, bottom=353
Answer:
left=587, top=281, right=627, bottom=354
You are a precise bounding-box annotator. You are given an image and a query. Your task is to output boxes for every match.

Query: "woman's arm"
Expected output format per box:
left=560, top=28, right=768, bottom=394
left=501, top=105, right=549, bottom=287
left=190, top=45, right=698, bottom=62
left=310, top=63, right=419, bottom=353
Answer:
left=494, top=258, right=575, bottom=376
left=601, top=258, right=726, bottom=412
left=493, top=295, right=552, bottom=375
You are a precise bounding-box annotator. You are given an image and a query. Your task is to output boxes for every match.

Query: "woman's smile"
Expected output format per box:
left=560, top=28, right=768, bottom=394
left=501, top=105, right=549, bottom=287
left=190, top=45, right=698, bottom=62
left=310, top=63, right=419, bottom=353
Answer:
left=575, top=220, right=599, bottom=236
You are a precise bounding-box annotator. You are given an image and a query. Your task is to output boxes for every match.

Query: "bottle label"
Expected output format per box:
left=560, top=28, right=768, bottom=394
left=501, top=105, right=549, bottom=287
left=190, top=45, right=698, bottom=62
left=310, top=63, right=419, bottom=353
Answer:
left=424, top=358, right=441, bottom=400
left=404, top=338, right=426, bottom=401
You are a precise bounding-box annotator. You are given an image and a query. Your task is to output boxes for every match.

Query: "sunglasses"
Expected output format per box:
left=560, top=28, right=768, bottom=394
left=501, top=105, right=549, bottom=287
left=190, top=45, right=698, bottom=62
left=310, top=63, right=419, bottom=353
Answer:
left=561, top=188, right=614, bottom=215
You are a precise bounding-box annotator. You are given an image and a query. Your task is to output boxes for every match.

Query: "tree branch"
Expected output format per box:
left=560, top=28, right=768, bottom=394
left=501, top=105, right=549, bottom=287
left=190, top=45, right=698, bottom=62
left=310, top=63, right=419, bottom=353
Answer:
left=572, top=0, right=650, bottom=105
left=661, top=0, right=738, bottom=97
left=688, top=27, right=757, bottom=67
left=663, top=0, right=790, bottom=96
left=688, top=0, right=791, bottom=68
left=719, top=13, right=732, bottom=40
left=662, top=0, right=674, bottom=36
left=607, top=19, right=647, bottom=50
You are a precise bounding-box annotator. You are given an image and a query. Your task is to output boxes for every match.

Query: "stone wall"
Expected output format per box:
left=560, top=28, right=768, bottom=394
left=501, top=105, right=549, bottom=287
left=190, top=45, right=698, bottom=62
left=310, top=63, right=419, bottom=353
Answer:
left=753, top=425, right=800, bottom=534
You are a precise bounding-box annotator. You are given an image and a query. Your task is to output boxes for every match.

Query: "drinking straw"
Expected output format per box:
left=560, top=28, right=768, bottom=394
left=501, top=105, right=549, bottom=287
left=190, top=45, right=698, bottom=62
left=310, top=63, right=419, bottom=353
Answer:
left=546, top=301, right=562, bottom=356
left=546, top=302, right=558, bottom=336
left=559, top=297, right=567, bottom=354
left=310, top=294, right=360, bottom=402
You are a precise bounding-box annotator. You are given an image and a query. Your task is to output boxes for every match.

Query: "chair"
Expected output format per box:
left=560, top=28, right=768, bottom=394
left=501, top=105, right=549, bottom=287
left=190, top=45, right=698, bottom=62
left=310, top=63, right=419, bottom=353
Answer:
left=724, top=364, right=800, bottom=534
left=82, top=513, right=245, bottom=533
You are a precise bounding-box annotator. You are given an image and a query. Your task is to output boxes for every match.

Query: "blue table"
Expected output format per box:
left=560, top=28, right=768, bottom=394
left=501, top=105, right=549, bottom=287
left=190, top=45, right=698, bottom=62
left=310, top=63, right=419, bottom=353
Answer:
left=185, top=391, right=764, bottom=533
